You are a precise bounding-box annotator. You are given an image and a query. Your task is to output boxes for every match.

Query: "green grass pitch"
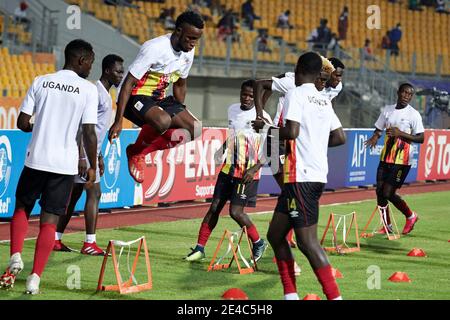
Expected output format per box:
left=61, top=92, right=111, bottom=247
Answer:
left=1, top=191, right=449, bottom=300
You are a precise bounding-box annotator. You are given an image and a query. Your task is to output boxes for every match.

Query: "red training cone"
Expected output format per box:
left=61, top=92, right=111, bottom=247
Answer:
left=407, top=248, right=427, bottom=257
left=388, top=272, right=411, bottom=283
left=303, top=294, right=321, bottom=300
left=332, top=268, right=344, bottom=279
left=222, top=288, right=249, bottom=300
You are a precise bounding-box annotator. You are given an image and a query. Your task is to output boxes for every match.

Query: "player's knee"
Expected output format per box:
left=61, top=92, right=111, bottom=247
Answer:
left=388, top=193, right=400, bottom=203
left=382, top=189, right=393, bottom=200
left=209, top=200, right=222, bottom=215
left=146, top=113, right=171, bottom=134
left=296, top=241, right=308, bottom=255
left=228, top=208, right=242, bottom=220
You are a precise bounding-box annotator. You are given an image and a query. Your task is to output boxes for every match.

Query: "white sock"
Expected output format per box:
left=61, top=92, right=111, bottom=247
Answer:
left=407, top=212, right=416, bottom=220
left=284, top=293, right=299, bottom=300
left=56, top=232, right=63, bottom=241
left=85, top=234, right=96, bottom=243
left=333, top=296, right=343, bottom=300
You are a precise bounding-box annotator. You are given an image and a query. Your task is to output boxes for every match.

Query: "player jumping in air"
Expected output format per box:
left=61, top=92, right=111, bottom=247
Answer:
left=108, top=11, right=204, bottom=183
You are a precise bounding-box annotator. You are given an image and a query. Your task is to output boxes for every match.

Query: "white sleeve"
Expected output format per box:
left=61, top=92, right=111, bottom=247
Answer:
left=374, top=108, right=386, bottom=130
left=411, top=111, right=425, bottom=135
left=283, top=89, right=301, bottom=124
left=82, top=86, right=99, bottom=125
left=330, top=110, right=342, bottom=131
left=180, top=51, right=194, bottom=79
left=262, top=110, right=273, bottom=125
left=19, top=78, right=38, bottom=115
left=271, top=76, right=295, bottom=95
left=128, top=43, right=158, bottom=80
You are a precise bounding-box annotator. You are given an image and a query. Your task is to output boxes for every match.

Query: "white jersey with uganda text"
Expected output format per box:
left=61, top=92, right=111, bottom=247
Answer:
left=20, top=70, right=98, bottom=175
left=282, top=83, right=342, bottom=183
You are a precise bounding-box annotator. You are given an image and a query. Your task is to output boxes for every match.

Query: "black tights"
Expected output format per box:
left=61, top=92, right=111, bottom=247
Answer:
left=376, top=181, right=407, bottom=212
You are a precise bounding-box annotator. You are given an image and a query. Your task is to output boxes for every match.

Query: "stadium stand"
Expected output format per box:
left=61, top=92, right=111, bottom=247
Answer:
left=64, top=0, right=450, bottom=76
left=0, top=47, right=56, bottom=98
left=0, top=11, right=32, bottom=47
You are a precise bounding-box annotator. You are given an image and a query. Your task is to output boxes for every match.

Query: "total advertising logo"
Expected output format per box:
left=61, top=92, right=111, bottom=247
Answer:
left=0, top=136, right=12, bottom=214
left=421, top=131, right=450, bottom=179
left=101, top=138, right=121, bottom=203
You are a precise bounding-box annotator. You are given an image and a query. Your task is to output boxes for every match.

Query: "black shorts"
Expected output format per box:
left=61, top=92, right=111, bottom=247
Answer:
left=275, top=182, right=325, bottom=228
left=15, top=166, right=75, bottom=216
left=377, top=162, right=411, bottom=189
left=124, top=95, right=186, bottom=127
left=213, top=172, right=259, bottom=207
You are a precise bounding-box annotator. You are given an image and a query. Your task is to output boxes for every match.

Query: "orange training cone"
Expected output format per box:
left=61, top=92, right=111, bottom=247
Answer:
left=388, top=272, right=411, bottom=282
left=303, top=294, right=321, bottom=300
left=222, top=288, right=249, bottom=300
left=407, top=248, right=427, bottom=257
left=332, top=268, right=344, bottom=279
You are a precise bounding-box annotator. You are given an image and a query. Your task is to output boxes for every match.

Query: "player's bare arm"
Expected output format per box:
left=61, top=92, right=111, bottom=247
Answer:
left=17, top=112, right=33, bottom=133
left=329, top=127, right=346, bottom=147
left=254, top=79, right=273, bottom=118
left=109, top=72, right=138, bottom=142
left=82, top=124, right=98, bottom=187
left=242, top=162, right=264, bottom=184
left=365, top=128, right=383, bottom=149
left=98, top=153, right=105, bottom=177
left=173, top=78, right=187, bottom=103
left=386, top=127, right=424, bottom=144
left=77, top=133, right=87, bottom=179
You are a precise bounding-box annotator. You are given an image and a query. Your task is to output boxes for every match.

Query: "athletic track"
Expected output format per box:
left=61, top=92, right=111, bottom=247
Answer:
left=1, top=181, right=449, bottom=241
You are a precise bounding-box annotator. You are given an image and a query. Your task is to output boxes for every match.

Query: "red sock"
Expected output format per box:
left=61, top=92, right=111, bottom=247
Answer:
left=128, top=125, right=160, bottom=155
left=31, top=223, right=56, bottom=277
left=140, top=129, right=185, bottom=155
left=286, top=229, right=295, bottom=243
left=314, top=265, right=341, bottom=300
left=246, top=224, right=260, bottom=243
left=197, top=223, right=213, bottom=247
left=394, top=200, right=413, bottom=218
left=276, top=259, right=297, bottom=294
left=10, top=208, right=30, bottom=256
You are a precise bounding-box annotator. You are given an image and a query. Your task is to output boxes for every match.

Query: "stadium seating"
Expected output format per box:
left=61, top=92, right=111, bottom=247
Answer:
left=65, top=0, right=449, bottom=76
left=0, top=13, right=32, bottom=46
left=0, top=47, right=56, bottom=98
